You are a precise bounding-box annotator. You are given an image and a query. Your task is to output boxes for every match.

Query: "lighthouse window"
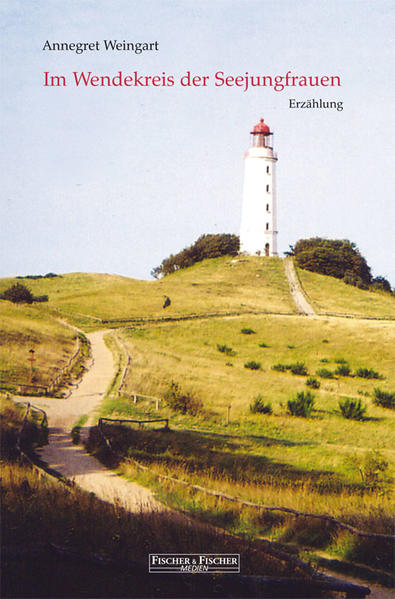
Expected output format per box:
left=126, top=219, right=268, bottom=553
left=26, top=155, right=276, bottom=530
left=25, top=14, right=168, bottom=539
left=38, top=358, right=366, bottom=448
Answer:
left=266, top=184, right=270, bottom=192
left=266, top=222, right=269, bottom=230
left=266, top=166, right=270, bottom=174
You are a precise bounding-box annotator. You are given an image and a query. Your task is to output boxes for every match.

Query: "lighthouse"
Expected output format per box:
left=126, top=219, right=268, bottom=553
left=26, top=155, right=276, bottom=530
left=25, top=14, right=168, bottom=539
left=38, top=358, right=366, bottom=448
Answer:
left=240, top=118, right=278, bottom=256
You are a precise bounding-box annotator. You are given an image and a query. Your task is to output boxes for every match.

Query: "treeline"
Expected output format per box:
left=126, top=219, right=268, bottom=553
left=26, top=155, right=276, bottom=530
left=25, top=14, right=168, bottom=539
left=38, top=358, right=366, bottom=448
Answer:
left=152, top=234, right=240, bottom=278
left=290, top=238, right=392, bottom=292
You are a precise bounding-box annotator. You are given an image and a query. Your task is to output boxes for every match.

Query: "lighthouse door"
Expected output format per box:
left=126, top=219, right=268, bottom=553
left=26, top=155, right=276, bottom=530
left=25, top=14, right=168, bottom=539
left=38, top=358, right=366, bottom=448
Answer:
left=265, top=243, right=270, bottom=256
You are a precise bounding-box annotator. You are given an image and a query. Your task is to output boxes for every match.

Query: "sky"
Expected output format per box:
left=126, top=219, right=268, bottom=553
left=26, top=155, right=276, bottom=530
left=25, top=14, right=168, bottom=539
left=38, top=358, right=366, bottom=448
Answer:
left=1, top=0, right=394, bottom=284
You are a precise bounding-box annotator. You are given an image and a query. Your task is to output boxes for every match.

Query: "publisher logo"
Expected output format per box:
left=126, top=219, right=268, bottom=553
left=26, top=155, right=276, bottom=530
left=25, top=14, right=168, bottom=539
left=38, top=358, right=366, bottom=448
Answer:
left=149, top=553, right=240, bottom=573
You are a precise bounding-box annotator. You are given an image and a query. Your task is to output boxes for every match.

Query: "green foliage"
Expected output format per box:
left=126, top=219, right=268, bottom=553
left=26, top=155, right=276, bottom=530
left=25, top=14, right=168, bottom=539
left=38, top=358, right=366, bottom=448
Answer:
left=152, top=233, right=239, bottom=277
left=373, top=388, right=395, bottom=410
left=0, top=283, right=34, bottom=304
left=289, top=361, right=308, bottom=376
left=293, top=237, right=372, bottom=288
left=287, top=391, right=315, bottom=417
left=355, top=367, right=381, bottom=379
left=163, top=380, right=202, bottom=415
left=272, top=363, right=291, bottom=372
left=241, top=328, right=256, bottom=335
left=258, top=342, right=269, bottom=348
left=339, top=398, right=367, bottom=420
left=306, top=377, right=320, bottom=389
left=334, top=357, right=347, bottom=364
left=0, top=283, right=48, bottom=304
left=244, top=360, right=261, bottom=370
left=357, top=450, right=391, bottom=492
left=316, top=368, right=334, bottom=379
left=370, top=276, right=392, bottom=293
left=249, top=395, right=272, bottom=414
left=216, top=344, right=236, bottom=356
left=335, top=364, right=351, bottom=376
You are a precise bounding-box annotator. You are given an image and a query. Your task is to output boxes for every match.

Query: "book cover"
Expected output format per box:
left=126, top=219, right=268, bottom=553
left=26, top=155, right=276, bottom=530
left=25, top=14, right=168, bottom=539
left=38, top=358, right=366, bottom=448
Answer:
left=1, top=1, right=394, bottom=598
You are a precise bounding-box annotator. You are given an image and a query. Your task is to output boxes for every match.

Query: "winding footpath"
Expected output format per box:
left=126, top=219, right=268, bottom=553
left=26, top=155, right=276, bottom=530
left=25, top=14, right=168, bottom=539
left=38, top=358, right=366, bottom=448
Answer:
left=284, top=257, right=316, bottom=316
left=32, top=330, right=161, bottom=512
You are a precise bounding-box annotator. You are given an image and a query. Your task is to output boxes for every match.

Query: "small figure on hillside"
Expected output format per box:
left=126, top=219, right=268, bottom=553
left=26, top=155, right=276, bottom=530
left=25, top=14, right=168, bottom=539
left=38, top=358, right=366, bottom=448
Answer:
left=163, top=296, right=171, bottom=309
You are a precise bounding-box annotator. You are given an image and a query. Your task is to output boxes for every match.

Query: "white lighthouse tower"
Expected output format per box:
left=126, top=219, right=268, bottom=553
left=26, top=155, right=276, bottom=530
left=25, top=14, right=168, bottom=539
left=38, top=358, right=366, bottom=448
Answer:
left=240, top=118, right=278, bottom=256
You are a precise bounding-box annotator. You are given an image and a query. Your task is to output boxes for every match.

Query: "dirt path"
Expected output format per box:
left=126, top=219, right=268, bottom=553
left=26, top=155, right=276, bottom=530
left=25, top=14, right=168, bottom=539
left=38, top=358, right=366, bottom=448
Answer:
left=32, top=330, right=161, bottom=512
left=284, top=257, right=316, bottom=316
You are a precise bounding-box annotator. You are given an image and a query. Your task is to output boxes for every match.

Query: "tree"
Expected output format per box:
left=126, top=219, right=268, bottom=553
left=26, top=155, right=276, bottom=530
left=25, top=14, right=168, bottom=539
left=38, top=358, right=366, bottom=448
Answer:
left=293, top=238, right=372, bottom=288
left=152, top=234, right=240, bottom=277
left=370, top=276, right=392, bottom=293
left=0, top=283, right=34, bottom=303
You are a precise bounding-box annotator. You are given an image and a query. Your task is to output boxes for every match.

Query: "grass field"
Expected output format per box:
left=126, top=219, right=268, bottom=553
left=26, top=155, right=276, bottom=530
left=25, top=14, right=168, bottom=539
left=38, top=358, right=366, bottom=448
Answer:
left=94, top=312, right=394, bottom=570
left=0, top=257, right=296, bottom=329
left=0, top=302, right=78, bottom=390
left=296, top=268, right=395, bottom=318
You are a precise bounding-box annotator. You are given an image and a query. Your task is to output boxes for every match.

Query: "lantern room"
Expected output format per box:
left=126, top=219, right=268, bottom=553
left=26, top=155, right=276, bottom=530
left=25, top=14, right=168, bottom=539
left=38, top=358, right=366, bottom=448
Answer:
left=250, top=118, right=274, bottom=149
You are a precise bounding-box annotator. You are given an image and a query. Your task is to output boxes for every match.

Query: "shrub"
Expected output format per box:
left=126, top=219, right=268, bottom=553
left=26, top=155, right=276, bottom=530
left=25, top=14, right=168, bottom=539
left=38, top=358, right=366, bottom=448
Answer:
left=241, top=328, right=255, bottom=335
left=359, top=450, right=391, bottom=492
left=290, top=362, right=308, bottom=376
left=217, top=344, right=236, bottom=356
left=258, top=342, right=269, bottom=348
left=0, top=283, right=34, bottom=304
left=334, top=357, right=347, bottom=364
left=249, top=395, right=272, bottom=415
left=244, top=360, right=261, bottom=370
left=339, top=398, right=367, bottom=420
left=335, top=364, right=351, bottom=376
left=287, top=391, right=315, bottom=417
left=320, top=358, right=329, bottom=363
left=287, top=345, right=295, bottom=349
left=373, top=388, right=395, bottom=410
left=164, top=381, right=202, bottom=415
left=355, top=367, right=381, bottom=380
left=272, top=363, right=291, bottom=372
left=316, top=368, right=334, bottom=379
left=152, top=233, right=239, bottom=277
left=322, top=339, right=329, bottom=344
left=306, top=377, right=320, bottom=389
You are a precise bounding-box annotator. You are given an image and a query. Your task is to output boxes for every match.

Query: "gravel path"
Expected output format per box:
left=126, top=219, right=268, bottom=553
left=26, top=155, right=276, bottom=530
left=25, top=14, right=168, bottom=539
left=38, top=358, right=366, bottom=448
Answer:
left=33, top=330, right=161, bottom=512
left=284, top=257, right=316, bottom=316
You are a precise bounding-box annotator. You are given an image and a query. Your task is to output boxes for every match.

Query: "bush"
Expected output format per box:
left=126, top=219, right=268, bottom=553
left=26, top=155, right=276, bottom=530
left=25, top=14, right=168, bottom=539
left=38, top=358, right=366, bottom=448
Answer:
left=316, top=368, right=334, bottom=379
left=355, top=367, right=381, bottom=380
left=152, top=233, right=239, bottom=277
left=306, top=377, right=320, bottom=389
left=217, top=344, right=236, bottom=356
left=258, top=342, right=269, bottom=348
left=241, top=328, right=255, bottom=335
left=287, top=391, right=315, bottom=417
left=244, top=361, right=261, bottom=370
left=272, top=363, right=291, bottom=372
left=289, top=362, right=308, bottom=376
left=164, top=381, right=202, bottom=416
left=334, top=357, right=347, bottom=364
left=373, top=388, right=395, bottom=410
left=0, top=283, right=34, bottom=304
left=335, top=364, right=351, bottom=376
left=320, top=358, right=329, bottom=363
left=339, top=398, right=367, bottom=420
left=249, top=395, right=272, bottom=415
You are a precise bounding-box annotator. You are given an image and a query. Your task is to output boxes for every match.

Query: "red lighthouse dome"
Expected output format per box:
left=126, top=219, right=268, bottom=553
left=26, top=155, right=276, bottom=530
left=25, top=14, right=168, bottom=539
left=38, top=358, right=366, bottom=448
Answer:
left=252, top=118, right=270, bottom=134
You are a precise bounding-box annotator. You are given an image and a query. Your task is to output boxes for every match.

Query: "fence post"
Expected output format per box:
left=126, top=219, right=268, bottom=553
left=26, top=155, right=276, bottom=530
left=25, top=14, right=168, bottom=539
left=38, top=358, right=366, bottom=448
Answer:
left=226, top=404, right=231, bottom=426
left=156, top=398, right=159, bottom=411
left=133, top=394, right=137, bottom=404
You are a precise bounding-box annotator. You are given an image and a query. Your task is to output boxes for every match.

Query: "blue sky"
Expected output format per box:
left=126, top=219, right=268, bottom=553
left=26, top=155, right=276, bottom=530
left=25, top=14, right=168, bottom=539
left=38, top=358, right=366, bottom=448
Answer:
left=1, top=0, right=394, bottom=283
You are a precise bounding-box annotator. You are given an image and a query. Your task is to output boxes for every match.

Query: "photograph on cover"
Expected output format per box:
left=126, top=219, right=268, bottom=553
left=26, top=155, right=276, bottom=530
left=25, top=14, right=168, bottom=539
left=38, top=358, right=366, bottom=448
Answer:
left=1, top=1, right=394, bottom=597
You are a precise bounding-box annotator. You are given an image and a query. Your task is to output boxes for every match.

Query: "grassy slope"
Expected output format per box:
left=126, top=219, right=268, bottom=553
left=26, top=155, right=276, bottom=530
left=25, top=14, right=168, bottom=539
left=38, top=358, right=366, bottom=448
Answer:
left=0, top=257, right=295, bottom=329
left=115, top=315, right=395, bottom=468
left=0, top=302, right=77, bottom=388
left=297, top=268, right=395, bottom=318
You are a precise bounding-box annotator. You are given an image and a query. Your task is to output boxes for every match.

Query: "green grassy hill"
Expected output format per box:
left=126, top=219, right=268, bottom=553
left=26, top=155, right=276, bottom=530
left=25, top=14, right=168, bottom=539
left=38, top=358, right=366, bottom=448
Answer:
left=297, top=267, right=395, bottom=318
left=0, top=257, right=296, bottom=329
